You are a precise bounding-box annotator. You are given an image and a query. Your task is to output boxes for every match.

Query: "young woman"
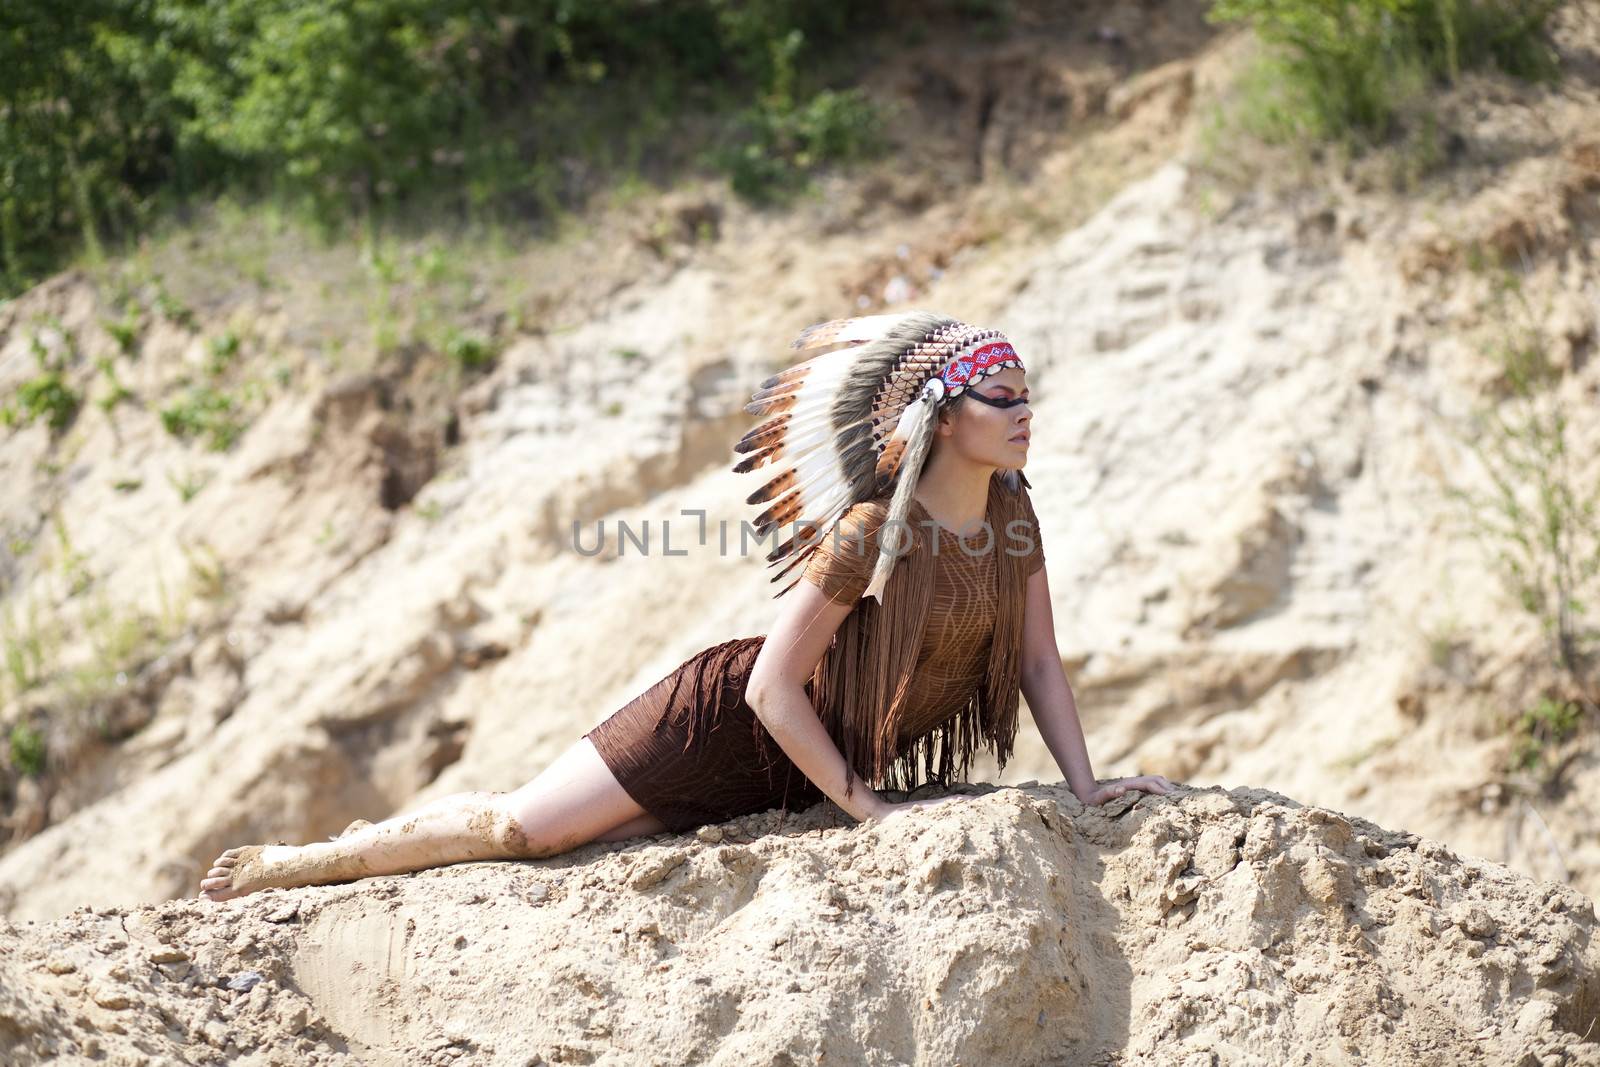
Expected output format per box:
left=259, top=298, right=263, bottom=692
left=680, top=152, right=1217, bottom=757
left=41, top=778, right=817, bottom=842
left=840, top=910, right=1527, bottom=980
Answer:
left=199, top=312, right=1172, bottom=902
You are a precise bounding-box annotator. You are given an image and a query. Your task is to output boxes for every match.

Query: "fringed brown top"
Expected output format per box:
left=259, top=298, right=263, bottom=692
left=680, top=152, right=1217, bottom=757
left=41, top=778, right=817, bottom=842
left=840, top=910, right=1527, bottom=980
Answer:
left=799, top=478, right=1045, bottom=797
left=802, top=493, right=1045, bottom=741
left=584, top=478, right=1045, bottom=832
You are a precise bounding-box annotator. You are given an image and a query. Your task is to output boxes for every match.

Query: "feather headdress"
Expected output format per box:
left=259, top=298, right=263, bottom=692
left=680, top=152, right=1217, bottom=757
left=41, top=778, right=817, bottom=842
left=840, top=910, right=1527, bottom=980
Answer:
left=733, top=310, right=1026, bottom=602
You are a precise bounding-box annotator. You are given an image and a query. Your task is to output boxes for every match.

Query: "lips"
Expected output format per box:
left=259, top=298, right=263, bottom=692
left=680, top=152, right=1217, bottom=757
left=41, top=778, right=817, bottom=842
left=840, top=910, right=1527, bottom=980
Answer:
left=1008, top=432, right=1030, bottom=444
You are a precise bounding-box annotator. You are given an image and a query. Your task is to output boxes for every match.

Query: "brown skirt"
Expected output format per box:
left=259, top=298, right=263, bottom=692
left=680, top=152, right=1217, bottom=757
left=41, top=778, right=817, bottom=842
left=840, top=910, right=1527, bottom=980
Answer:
left=582, top=635, right=827, bottom=832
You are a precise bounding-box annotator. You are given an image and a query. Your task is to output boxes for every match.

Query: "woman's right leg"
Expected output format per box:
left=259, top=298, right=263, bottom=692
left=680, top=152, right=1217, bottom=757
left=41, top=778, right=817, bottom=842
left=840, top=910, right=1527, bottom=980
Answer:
left=199, top=737, right=665, bottom=901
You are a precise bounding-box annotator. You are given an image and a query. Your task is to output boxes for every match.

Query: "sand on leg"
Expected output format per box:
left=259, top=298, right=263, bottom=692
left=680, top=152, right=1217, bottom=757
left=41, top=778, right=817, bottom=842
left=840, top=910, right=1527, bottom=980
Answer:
left=200, top=737, right=664, bottom=901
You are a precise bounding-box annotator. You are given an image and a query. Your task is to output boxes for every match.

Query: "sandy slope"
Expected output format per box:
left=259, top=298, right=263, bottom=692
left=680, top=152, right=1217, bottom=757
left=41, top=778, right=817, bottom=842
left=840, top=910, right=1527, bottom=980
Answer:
left=3, top=787, right=1596, bottom=1065
left=1, top=6, right=1599, bottom=1062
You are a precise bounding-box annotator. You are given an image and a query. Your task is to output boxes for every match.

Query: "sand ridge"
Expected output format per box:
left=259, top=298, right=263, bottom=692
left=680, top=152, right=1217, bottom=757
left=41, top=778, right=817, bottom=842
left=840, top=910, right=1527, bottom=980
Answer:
left=2, top=785, right=1596, bottom=1065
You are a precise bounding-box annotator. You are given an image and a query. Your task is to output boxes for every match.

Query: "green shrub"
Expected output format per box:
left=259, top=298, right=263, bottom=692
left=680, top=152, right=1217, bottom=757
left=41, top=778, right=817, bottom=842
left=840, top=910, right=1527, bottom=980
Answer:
left=726, top=88, right=884, bottom=202
left=1443, top=273, right=1598, bottom=780
left=160, top=386, right=245, bottom=451
left=5, top=332, right=80, bottom=432
left=443, top=331, right=496, bottom=371
left=1448, top=288, right=1599, bottom=684
left=95, top=356, right=133, bottom=413
left=1209, top=0, right=1563, bottom=145
left=2, top=0, right=903, bottom=295
left=713, top=27, right=885, bottom=203
left=1510, top=695, right=1582, bottom=773
left=206, top=331, right=241, bottom=377
left=166, top=467, right=210, bottom=503
left=154, top=285, right=195, bottom=329
left=8, top=370, right=80, bottom=433
left=2, top=602, right=50, bottom=698
left=8, top=722, right=45, bottom=777
left=102, top=308, right=142, bottom=357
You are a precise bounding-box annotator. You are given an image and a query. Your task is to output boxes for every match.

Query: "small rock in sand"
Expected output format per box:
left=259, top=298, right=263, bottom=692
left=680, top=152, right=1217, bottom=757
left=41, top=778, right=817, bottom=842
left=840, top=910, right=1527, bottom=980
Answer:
left=226, top=970, right=263, bottom=993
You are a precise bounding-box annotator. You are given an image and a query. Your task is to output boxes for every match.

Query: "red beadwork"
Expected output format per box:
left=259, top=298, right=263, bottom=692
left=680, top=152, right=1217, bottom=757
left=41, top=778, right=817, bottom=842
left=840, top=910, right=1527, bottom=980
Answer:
left=939, top=340, right=1021, bottom=390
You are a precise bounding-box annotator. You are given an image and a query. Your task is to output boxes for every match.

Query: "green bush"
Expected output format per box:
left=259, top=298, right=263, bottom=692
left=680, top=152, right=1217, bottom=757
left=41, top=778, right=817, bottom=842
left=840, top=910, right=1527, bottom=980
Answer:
left=1209, top=0, right=1563, bottom=144
left=206, top=331, right=241, bottom=377
left=1510, top=695, right=1581, bottom=774
left=153, top=285, right=195, bottom=329
left=102, top=308, right=142, bottom=357
left=159, top=386, right=245, bottom=451
left=95, top=356, right=134, bottom=413
left=1448, top=290, right=1599, bottom=686
left=166, top=467, right=210, bottom=503
left=721, top=85, right=885, bottom=203
left=712, top=26, right=885, bottom=203
left=8, top=722, right=45, bottom=777
left=1, top=0, right=899, bottom=297
left=443, top=331, right=496, bottom=371
left=1444, top=274, right=1598, bottom=781
left=8, top=370, right=80, bottom=433
left=4, top=332, right=80, bottom=433
left=2, top=603, right=50, bottom=699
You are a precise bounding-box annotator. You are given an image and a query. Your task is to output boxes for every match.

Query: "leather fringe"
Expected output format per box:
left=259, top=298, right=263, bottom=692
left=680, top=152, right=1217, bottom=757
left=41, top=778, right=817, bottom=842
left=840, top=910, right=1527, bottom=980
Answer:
left=662, top=472, right=1035, bottom=802
left=659, top=638, right=759, bottom=757
left=809, top=471, right=1033, bottom=797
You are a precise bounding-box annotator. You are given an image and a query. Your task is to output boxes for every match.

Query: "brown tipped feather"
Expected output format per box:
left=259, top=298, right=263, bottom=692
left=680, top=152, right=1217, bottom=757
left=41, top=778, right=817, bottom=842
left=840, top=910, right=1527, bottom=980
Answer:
left=755, top=489, right=804, bottom=530
left=733, top=428, right=782, bottom=456
left=771, top=572, right=805, bottom=599
left=875, top=437, right=906, bottom=483
left=770, top=543, right=821, bottom=584
left=757, top=364, right=813, bottom=390
left=734, top=413, right=793, bottom=453
left=732, top=444, right=784, bottom=474
left=764, top=525, right=823, bottom=566
left=790, top=318, right=855, bottom=350
left=749, top=379, right=803, bottom=404
left=745, top=468, right=796, bottom=504
left=735, top=310, right=977, bottom=599
left=744, top=393, right=798, bottom=417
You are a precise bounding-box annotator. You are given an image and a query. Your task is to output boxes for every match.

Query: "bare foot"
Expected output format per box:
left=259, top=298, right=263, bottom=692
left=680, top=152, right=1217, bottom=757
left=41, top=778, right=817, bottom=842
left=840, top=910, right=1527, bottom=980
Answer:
left=198, top=845, right=303, bottom=902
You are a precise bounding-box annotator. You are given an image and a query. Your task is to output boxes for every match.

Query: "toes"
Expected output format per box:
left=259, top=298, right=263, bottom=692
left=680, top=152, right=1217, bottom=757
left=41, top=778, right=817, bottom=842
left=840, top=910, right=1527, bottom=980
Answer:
left=199, top=876, right=231, bottom=891
left=206, top=866, right=232, bottom=880
left=213, top=855, right=239, bottom=868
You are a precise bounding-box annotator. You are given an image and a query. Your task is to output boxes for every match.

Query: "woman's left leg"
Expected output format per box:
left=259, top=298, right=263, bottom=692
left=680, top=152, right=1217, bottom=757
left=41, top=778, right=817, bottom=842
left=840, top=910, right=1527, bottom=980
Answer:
left=200, top=737, right=666, bottom=901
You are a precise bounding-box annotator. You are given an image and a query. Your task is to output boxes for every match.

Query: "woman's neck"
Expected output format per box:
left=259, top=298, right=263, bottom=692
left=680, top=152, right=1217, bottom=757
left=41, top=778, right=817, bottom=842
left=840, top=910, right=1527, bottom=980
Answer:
left=913, top=452, right=996, bottom=538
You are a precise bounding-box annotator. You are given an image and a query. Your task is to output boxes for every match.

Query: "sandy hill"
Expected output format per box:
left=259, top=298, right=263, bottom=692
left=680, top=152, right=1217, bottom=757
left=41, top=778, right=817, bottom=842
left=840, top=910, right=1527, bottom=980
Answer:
left=1, top=3, right=1599, bottom=1063
left=3, top=787, right=1598, bottom=1065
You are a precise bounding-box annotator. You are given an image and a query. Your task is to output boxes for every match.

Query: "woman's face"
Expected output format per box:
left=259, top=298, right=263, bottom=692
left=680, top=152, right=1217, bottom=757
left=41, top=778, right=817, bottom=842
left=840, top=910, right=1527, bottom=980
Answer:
left=935, top=367, right=1031, bottom=470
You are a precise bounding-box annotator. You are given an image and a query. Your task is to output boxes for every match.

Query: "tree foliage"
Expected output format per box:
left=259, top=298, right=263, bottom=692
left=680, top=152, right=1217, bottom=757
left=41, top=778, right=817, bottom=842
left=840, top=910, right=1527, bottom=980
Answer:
left=0, top=0, right=899, bottom=295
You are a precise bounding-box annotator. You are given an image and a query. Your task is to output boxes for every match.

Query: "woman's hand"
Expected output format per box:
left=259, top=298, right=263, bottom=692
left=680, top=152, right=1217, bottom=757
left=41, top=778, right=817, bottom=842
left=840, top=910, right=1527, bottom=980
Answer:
left=1078, top=775, right=1174, bottom=806
left=871, top=794, right=966, bottom=824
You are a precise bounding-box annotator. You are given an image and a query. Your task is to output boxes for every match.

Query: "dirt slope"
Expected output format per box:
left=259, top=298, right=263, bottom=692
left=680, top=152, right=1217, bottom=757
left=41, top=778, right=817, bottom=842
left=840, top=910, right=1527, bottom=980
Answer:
left=3, top=787, right=1597, bottom=1066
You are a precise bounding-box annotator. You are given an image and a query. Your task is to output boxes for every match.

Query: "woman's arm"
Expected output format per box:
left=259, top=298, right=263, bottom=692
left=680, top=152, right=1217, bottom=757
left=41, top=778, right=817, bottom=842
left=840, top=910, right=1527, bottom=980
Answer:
left=1019, top=567, right=1173, bottom=803
left=746, top=580, right=893, bottom=823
